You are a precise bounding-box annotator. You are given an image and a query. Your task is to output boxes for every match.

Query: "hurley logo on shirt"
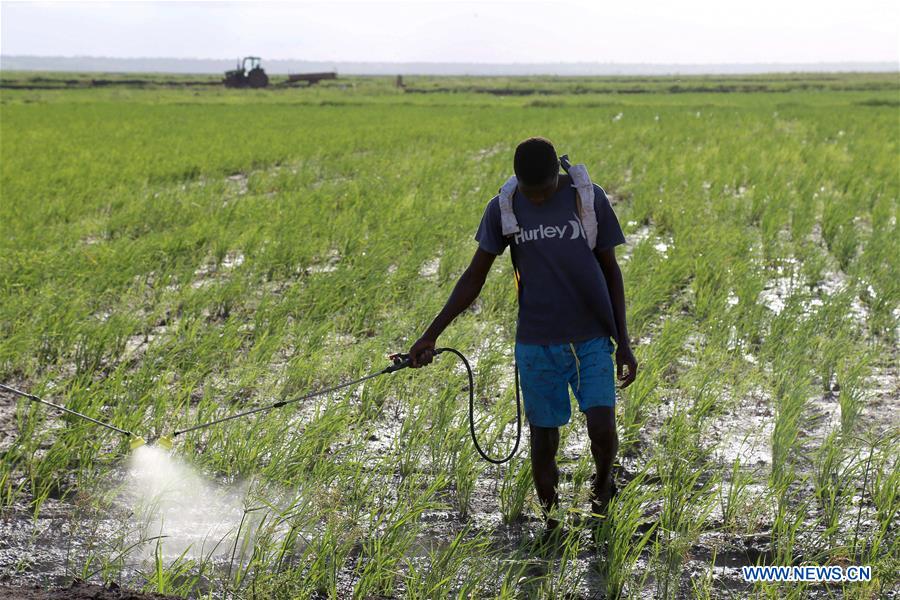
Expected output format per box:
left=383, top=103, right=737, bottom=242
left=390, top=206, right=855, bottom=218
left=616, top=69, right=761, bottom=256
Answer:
left=512, top=212, right=587, bottom=245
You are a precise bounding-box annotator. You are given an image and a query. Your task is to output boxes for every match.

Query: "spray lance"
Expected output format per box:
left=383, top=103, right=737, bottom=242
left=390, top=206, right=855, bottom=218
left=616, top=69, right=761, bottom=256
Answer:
left=0, top=383, right=160, bottom=450
left=0, top=346, right=522, bottom=463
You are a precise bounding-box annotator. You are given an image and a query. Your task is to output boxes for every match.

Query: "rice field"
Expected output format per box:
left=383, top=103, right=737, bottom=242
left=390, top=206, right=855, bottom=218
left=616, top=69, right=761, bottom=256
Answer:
left=0, top=72, right=898, bottom=599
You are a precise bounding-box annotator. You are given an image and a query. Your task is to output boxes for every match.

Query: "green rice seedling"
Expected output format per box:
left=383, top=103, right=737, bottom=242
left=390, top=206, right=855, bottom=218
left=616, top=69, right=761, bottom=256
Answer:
left=770, top=381, right=808, bottom=490
left=771, top=488, right=810, bottom=567
left=618, top=316, right=691, bottom=455
left=83, top=534, right=165, bottom=586
left=246, top=564, right=313, bottom=600
left=353, top=473, right=445, bottom=598
left=869, top=437, right=899, bottom=534
left=299, top=512, right=360, bottom=598
left=835, top=351, right=871, bottom=436
left=809, top=287, right=857, bottom=390
left=730, top=265, right=769, bottom=350
left=270, top=519, right=305, bottom=576
left=821, top=193, right=860, bottom=271
left=756, top=580, right=810, bottom=600
left=849, top=519, right=895, bottom=599
left=847, top=442, right=892, bottom=593
left=464, top=382, right=522, bottom=466
left=760, top=203, right=791, bottom=265
left=424, top=383, right=463, bottom=475
left=394, top=399, right=431, bottom=481
left=690, top=546, right=716, bottom=600
left=622, top=240, right=692, bottom=339
left=498, top=457, right=533, bottom=524
left=848, top=440, right=874, bottom=564
left=450, top=437, right=482, bottom=520
left=354, top=516, right=421, bottom=596
left=811, top=431, right=858, bottom=542
left=760, top=292, right=811, bottom=369
left=789, top=190, right=816, bottom=245
left=719, top=457, right=754, bottom=534
left=533, top=524, right=587, bottom=598
left=144, top=538, right=199, bottom=597
left=653, top=457, right=717, bottom=599
left=331, top=452, right=382, bottom=512
left=683, top=352, right=732, bottom=430
left=852, top=206, right=899, bottom=339
left=403, top=526, right=490, bottom=599
left=0, top=467, right=12, bottom=508
left=595, top=469, right=656, bottom=600
left=255, top=400, right=354, bottom=478
left=228, top=505, right=282, bottom=593
left=796, top=241, right=828, bottom=289
left=493, top=557, right=539, bottom=599
left=690, top=252, right=731, bottom=323
left=568, top=449, right=596, bottom=508
left=842, top=431, right=900, bottom=595
left=559, top=524, right=591, bottom=594
left=68, top=493, right=149, bottom=585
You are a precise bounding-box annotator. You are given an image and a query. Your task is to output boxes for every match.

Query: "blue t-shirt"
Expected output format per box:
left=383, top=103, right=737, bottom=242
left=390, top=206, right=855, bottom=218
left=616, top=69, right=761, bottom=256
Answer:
left=474, top=181, right=626, bottom=345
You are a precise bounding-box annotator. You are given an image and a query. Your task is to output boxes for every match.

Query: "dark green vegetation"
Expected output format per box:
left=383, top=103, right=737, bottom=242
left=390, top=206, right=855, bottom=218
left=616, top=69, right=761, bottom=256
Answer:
left=1, top=72, right=898, bottom=598
left=2, top=70, right=898, bottom=96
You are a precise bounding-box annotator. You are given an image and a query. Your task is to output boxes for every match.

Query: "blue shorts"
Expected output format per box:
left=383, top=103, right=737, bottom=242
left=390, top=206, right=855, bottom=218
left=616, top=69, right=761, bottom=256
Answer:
left=514, top=336, right=616, bottom=428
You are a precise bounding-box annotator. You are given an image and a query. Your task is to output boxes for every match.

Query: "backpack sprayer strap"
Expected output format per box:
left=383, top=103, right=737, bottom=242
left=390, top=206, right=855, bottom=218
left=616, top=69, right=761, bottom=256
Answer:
left=497, top=155, right=598, bottom=251
left=498, top=176, right=520, bottom=236
left=560, top=154, right=598, bottom=250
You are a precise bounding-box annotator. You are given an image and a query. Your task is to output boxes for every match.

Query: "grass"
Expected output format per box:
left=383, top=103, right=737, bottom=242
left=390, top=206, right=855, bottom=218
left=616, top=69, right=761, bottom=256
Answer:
left=0, top=71, right=898, bottom=598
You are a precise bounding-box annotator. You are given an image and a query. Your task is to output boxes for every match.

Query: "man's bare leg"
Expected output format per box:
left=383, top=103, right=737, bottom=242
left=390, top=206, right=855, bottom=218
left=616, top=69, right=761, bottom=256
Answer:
left=529, top=423, right=560, bottom=528
left=585, top=406, right=618, bottom=513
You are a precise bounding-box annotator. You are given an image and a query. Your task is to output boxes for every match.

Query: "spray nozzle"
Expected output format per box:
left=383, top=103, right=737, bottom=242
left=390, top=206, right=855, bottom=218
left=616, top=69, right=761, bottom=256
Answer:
left=129, top=434, right=174, bottom=451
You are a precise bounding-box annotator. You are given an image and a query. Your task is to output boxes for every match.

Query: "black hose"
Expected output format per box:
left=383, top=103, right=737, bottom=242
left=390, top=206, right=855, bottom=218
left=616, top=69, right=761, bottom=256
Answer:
left=435, top=347, right=522, bottom=465
left=174, top=347, right=522, bottom=463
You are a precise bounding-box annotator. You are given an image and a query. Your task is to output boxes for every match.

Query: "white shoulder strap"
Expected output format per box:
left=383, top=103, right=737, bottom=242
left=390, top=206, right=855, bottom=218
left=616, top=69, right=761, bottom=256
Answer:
left=566, top=163, right=598, bottom=250
left=496, top=160, right=599, bottom=248
left=498, top=175, right=520, bottom=236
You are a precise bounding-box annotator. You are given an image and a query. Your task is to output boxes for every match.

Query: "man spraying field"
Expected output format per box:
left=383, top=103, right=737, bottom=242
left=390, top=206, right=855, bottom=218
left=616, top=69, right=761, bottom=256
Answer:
left=408, top=136, right=638, bottom=538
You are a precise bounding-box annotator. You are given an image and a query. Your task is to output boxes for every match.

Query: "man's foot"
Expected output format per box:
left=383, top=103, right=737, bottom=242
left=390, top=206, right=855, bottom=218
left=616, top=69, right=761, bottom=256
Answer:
left=591, top=480, right=618, bottom=517
left=589, top=473, right=618, bottom=517
left=589, top=476, right=617, bottom=550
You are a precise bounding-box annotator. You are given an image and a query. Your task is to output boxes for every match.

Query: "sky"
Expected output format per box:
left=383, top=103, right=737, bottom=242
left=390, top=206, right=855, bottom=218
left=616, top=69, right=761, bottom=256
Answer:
left=1, top=0, right=898, bottom=64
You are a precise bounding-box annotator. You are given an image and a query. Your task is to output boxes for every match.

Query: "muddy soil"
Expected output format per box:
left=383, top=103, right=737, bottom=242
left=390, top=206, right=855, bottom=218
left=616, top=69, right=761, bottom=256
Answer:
left=0, top=581, right=180, bottom=600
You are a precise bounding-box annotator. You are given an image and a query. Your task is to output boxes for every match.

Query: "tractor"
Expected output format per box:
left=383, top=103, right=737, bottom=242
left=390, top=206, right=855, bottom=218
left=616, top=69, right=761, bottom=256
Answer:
left=223, top=57, right=269, bottom=88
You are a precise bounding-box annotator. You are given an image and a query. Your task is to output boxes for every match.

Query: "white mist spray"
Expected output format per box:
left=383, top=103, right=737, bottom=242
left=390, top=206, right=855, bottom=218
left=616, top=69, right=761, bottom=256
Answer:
left=124, top=446, right=251, bottom=560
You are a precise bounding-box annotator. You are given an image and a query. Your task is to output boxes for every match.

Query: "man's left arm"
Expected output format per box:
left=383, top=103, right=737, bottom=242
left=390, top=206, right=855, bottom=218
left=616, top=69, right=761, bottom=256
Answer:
left=595, top=247, right=638, bottom=388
